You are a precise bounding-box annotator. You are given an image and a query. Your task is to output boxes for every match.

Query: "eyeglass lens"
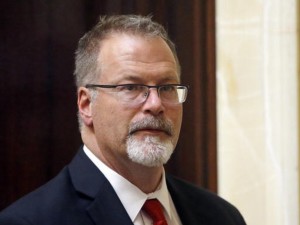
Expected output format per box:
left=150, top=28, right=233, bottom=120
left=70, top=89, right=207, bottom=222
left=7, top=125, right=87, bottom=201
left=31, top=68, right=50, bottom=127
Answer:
left=116, top=85, right=187, bottom=105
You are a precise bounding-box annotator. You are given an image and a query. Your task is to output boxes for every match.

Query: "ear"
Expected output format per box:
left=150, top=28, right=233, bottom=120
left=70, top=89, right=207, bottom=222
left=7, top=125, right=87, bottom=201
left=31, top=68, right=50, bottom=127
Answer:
left=77, top=87, right=93, bottom=127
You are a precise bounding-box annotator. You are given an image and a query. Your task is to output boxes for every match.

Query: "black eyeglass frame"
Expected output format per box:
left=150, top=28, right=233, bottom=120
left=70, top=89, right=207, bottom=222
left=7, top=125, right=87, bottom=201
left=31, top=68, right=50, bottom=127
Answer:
left=85, top=83, right=189, bottom=104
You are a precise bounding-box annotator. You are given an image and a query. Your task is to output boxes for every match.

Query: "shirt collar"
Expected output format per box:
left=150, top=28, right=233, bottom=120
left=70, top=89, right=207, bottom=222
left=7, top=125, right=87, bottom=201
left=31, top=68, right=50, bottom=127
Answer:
left=83, top=145, right=172, bottom=222
left=146, top=173, right=172, bottom=220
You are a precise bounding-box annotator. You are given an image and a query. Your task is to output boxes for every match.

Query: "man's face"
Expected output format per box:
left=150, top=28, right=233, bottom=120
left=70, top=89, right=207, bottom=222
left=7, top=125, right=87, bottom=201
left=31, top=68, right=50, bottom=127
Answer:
left=90, top=34, right=183, bottom=168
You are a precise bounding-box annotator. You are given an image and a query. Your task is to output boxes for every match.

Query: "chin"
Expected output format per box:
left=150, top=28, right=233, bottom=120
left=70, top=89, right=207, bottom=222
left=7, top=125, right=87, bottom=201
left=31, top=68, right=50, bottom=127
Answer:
left=126, top=135, right=174, bottom=167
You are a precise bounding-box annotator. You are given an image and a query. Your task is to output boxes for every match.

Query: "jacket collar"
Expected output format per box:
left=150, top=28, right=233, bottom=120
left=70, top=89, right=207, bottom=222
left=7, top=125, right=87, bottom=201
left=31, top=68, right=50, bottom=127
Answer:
left=166, top=175, right=220, bottom=225
left=68, top=147, right=133, bottom=225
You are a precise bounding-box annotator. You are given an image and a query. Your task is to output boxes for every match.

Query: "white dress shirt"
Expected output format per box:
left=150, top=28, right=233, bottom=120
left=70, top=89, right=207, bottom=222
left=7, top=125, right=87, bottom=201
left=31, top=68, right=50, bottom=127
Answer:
left=83, top=145, right=182, bottom=225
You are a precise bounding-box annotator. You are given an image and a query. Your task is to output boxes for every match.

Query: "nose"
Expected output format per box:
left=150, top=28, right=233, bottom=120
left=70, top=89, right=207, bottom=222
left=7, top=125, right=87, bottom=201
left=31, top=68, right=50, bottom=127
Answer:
left=142, top=88, right=164, bottom=115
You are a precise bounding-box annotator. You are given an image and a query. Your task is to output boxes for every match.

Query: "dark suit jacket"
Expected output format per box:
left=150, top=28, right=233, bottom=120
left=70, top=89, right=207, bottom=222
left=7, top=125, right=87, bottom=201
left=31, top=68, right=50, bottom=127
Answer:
left=0, top=147, right=246, bottom=225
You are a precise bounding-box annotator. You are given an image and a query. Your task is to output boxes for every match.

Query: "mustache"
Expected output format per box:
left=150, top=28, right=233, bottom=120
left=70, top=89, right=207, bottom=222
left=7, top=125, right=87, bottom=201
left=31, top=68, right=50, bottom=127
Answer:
left=128, top=117, right=173, bottom=136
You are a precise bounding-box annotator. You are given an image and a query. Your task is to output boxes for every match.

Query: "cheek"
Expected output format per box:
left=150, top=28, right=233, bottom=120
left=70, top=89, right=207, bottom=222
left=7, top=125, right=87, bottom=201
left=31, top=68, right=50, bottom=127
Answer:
left=168, top=106, right=183, bottom=125
left=93, top=103, right=133, bottom=139
left=170, top=107, right=183, bottom=139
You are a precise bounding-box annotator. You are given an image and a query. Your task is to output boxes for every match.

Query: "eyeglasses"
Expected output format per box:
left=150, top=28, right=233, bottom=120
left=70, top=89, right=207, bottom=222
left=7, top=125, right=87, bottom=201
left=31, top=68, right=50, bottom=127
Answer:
left=85, top=84, right=189, bottom=106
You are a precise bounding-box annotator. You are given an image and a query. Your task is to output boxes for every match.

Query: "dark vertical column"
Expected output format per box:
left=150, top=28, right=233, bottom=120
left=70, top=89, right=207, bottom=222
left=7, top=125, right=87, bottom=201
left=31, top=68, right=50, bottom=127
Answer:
left=160, top=0, right=217, bottom=192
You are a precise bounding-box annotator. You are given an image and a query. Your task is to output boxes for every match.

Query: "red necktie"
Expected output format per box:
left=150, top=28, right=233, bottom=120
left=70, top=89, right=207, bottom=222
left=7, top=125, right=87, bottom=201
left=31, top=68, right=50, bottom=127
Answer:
left=142, top=199, right=168, bottom=225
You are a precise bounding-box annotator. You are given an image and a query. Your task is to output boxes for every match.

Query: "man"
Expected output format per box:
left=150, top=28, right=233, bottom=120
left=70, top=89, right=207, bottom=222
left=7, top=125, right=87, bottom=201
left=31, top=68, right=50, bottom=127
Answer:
left=0, top=15, right=246, bottom=225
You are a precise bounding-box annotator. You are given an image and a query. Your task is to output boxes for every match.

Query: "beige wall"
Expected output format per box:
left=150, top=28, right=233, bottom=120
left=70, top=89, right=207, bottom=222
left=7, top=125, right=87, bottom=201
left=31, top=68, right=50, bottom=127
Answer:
left=216, top=1, right=299, bottom=225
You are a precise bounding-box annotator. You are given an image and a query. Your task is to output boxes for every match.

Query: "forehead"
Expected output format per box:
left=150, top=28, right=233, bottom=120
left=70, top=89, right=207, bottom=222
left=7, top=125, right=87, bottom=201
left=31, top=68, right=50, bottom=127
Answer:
left=98, top=34, right=180, bottom=83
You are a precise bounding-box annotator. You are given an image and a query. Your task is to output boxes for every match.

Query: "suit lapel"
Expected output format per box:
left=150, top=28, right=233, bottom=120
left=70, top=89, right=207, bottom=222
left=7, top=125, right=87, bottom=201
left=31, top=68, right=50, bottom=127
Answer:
left=87, top=180, right=133, bottom=225
left=166, top=175, right=214, bottom=225
left=68, top=147, right=133, bottom=225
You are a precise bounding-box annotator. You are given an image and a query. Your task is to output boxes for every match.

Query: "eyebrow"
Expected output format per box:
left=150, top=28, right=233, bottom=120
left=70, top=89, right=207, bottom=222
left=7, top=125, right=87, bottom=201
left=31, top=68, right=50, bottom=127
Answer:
left=117, top=75, right=180, bottom=84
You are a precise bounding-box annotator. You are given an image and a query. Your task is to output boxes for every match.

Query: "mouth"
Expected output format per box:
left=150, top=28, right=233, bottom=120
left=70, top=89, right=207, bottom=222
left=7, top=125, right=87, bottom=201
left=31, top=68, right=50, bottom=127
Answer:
left=131, top=128, right=169, bottom=136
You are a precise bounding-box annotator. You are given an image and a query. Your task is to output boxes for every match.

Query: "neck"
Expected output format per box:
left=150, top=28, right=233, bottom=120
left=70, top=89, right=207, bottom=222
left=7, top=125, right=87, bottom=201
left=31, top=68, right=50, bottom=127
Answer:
left=101, top=152, right=164, bottom=193
left=119, top=163, right=164, bottom=193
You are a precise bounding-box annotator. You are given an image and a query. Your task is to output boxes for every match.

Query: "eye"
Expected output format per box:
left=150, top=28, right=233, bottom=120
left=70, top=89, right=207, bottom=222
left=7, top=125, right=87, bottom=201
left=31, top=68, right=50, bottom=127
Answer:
left=115, top=84, right=145, bottom=101
left=160, top=85, right=176, bottom=92
left=125, top=85, right=139, bottom=91
left=116, top=85, right=147, bottom=94
left=117, top=84, right=138, bottom=91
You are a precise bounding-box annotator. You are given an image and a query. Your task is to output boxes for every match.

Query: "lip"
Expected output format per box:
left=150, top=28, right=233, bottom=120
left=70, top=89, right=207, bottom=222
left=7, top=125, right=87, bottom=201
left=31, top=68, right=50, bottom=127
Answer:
left=131, top=128, right=168, bottom=136
left=138, top=129, right=165, bottom=133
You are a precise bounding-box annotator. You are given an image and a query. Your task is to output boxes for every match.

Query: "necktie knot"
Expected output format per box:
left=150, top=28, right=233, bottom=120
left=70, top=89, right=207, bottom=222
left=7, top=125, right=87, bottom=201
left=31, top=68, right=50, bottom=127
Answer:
left=142, top=199, right=168, bottom=225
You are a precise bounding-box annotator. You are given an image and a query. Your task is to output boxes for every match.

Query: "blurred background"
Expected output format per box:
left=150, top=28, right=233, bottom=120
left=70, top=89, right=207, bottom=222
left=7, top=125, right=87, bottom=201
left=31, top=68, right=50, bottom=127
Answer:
left=0, top=1, right=298, bottom=225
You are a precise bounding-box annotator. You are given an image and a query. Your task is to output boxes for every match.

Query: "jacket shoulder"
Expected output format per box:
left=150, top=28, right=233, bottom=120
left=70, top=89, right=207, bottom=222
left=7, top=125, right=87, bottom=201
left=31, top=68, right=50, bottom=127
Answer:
left=0, top=166, right=87, bottom=225
left=166, top=174, right=247, bottom=225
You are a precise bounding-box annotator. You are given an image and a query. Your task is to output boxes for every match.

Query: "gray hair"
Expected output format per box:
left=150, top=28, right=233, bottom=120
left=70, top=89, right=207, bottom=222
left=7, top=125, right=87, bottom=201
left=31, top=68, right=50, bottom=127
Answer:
left=74, top=14, right=180, bottom=88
